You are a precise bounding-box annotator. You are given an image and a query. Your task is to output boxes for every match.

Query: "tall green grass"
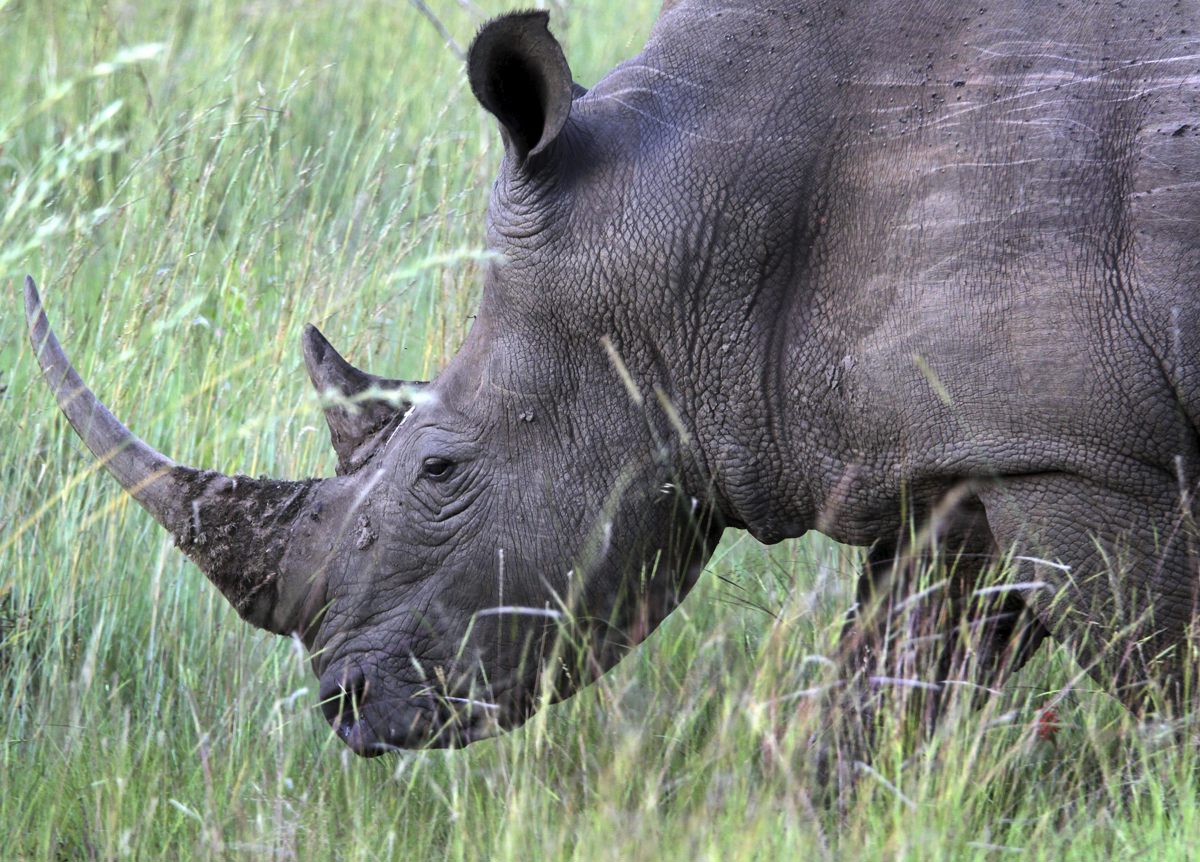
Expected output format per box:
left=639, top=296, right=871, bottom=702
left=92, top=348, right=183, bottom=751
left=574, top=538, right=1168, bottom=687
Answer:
left=1, top=2, right=1195, bottom=859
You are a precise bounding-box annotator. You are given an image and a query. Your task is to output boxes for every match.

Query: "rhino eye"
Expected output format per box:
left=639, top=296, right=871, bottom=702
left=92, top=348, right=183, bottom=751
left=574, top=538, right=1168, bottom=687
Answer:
left=421, top=457, right=455, bottom=481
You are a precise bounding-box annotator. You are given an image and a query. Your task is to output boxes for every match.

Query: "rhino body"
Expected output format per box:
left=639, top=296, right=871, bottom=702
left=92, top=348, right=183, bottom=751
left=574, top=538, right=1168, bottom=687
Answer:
left=27, top=0, right=1200, bottom=755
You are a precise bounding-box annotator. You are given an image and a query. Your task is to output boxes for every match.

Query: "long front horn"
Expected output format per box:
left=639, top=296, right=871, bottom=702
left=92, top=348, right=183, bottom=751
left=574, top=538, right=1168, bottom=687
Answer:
left=25, top=276, right=336, bottom=635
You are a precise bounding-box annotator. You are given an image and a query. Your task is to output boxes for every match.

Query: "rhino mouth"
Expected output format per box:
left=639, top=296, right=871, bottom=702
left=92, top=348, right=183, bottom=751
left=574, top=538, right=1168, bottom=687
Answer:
left=322, top=688, right=514, bottom=755
left=326, top=701, right=508, bottom=758
left=336, top=702, right=506, bottom=755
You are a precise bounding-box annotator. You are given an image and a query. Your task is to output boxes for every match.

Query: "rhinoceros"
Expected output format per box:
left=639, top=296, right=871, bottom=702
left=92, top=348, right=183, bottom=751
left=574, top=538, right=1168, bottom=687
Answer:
left=25, top=1, right=1200, bottom=755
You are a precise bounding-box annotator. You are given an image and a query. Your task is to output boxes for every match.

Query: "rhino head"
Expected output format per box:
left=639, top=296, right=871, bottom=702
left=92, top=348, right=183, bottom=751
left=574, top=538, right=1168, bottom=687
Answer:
left=26, top=12, right=724, bottom=754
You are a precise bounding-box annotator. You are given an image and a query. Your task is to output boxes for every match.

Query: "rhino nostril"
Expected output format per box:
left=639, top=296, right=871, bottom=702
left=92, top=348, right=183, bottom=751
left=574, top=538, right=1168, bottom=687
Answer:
left=320, top=667, right=369, bottom=726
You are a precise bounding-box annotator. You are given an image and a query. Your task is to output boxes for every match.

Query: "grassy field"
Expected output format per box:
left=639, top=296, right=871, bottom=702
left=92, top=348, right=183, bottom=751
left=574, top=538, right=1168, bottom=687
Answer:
left=2, top=1, right=1197, bottom=859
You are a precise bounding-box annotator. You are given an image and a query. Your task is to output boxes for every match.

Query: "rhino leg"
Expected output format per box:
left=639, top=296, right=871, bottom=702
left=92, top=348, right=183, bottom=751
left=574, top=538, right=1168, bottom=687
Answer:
left=979, top=474, right=1200, bottom=716
left=802, top=524, right=1047, bottom=798
left=840, top=539, right=1049, bottom=721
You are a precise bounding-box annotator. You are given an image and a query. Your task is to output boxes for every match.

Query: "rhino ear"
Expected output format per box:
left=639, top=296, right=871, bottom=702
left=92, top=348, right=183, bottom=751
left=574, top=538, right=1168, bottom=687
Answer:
left=468, top=11, right=575, bottom=165
left=302, top=325, right=420, bottom=475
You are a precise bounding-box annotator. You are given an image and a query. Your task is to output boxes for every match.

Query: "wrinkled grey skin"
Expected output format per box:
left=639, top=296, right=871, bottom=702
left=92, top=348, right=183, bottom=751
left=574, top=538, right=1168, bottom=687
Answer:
left=26, top=1, right=1200, bottom=756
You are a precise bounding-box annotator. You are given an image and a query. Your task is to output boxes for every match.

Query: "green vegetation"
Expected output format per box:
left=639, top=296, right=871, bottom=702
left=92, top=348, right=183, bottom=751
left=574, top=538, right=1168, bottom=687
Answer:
left=1, top=1, right=1195, bottom=859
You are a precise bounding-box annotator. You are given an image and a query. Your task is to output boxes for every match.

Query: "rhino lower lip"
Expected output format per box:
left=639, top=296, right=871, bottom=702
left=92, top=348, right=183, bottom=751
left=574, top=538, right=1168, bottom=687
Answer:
left=332, top=703, right=503, bottom=755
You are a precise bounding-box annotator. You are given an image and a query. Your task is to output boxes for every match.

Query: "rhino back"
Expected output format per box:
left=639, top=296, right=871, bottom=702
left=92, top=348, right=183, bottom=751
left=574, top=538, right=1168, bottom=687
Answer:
left=583, top=1, right=1200, bottom=541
